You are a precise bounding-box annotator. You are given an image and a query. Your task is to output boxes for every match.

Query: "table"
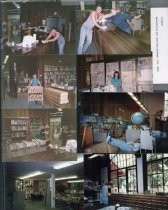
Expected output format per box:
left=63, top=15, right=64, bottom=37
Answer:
left=93, top=27, right=151, bottom=54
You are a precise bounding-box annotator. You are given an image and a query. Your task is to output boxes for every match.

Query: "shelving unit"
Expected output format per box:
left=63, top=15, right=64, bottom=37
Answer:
left=30, top=118, right=44, bottom=139
left=10, top=118, right=30, bottom=141
left=81, top=115, right=128, bottom=142
left=43, top=65, right=76, bottom=88
left=117, top=0, right=150, bottom=15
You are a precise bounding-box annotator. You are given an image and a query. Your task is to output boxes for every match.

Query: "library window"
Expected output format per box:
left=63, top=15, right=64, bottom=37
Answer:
left=110, top=154, right=137, bottom=193
left=147, top=154, right=168, bottom=193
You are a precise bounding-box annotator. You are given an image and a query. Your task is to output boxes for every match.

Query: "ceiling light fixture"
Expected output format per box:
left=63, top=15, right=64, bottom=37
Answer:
left=127, top=93, right=148, bottom=114
left=55, top=175, right=78, bottom=181
left=2, top=0, right=21, bottom=9
left=89, top=154, right=99, bottom=159
left=53, top=156, right=83, bottom=169
left=19, top=171, right=45, bottom=180
left=67, top=179, right=84, bottom=183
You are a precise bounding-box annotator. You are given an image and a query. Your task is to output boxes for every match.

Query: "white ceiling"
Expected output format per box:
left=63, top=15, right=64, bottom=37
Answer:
left=6, top=155, right=84, bottom=180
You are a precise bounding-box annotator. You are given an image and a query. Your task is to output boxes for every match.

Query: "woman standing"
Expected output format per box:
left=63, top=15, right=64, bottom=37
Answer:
left=111, top=71, right=122, bottom=92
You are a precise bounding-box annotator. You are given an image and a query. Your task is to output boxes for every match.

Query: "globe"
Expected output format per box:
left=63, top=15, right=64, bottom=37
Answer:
left=131, top=112, right=144, bottom=125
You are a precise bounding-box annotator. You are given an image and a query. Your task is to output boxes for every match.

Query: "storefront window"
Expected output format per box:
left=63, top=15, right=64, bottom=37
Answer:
left=118, top=169, right=126, bottom=193
left=110, top=154, right=137, bottom=193
left=128, top=167, right=137, bottom=193
left=147, top=154, right=168, bottom=193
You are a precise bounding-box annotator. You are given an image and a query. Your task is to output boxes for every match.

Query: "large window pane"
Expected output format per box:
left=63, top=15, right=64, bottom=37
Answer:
left=128, top=167, right=137, bottom=193
left=119, top=176, right=126, bottom=193
left=147, top=154, right=168, bottom=193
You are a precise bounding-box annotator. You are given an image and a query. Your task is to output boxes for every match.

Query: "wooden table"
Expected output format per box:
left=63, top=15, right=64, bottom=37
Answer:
left=6, top=148, right=76, bottom=161
left=93, top=27, right=151, bottom=54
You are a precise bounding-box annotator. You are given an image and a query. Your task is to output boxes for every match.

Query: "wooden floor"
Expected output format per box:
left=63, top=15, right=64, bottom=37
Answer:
left=6, top=148, right=77, bottom=162
left=94, top=27, right=151, bottom=54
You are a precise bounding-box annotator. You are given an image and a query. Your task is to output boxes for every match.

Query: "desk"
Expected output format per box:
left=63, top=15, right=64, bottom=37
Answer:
left=4, top=42, right=54, bottom=55
left=93, top=28, right=151, bottom=54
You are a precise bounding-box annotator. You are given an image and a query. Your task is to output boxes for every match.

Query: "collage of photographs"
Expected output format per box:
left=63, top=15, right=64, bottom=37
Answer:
left=0, top=0, right=168, bottom=210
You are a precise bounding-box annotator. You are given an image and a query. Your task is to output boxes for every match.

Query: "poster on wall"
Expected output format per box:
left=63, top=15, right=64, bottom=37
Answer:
left=90, top=63, right=105, bottom=91
left=137, top=57, right=153, bottom=92
left=106, top=62, right=119, bottom=85
left=121, top=60, right=136, bottom=92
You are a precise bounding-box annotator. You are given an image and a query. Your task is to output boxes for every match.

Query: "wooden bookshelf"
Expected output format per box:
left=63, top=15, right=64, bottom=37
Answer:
left=43, top=65, right=76, bottom=88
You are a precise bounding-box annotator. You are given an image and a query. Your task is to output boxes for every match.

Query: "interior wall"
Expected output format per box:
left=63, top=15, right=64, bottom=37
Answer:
left=140, top=93, right=165, bottom=129
left=20, top=2, right=75, bottom=25
left=2, top=109, right=51, bottom=125
left=80, top=93, right=140, bottom=121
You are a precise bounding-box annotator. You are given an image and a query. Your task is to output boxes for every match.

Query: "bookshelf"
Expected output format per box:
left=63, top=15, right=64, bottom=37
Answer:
left=117, top=0, right=150, bottom=15
left=43, top=65, right=76, bottom=89
left=30, top=118, right=44, bottom=139
left=10, top=118, right=30, bottom=141
left=81, top=114, right=128, bottom=141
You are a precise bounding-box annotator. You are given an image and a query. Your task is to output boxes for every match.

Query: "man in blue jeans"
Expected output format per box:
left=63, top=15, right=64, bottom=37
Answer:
left=103, top=8, right=142, bottom=34
left=107, top=134, right=141, bottom=153
left=43, top=28, right=65, bottom=55
left=100, top=182, right=109, bottom=206
left=106, top=123, right=141, bottom=153
left=77, top=6, right=107, bottom=54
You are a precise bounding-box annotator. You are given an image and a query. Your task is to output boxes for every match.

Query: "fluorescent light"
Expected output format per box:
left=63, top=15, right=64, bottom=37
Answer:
left=12, top=0, right=20, bottom=9
left=53, top=156, right=83, bottom=169
left=54, top=162, right=72, bottom=169
left=128, top=92, right=134, bottom=97
left=19, top=171, right=44, bottom=180
left=55, top=175, right=78, bottom=181
left=67, top=179, right=84, bottom=183
left=127, top=93, right=148, bottom=114
left=89, top=154, right=99, bottom=159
